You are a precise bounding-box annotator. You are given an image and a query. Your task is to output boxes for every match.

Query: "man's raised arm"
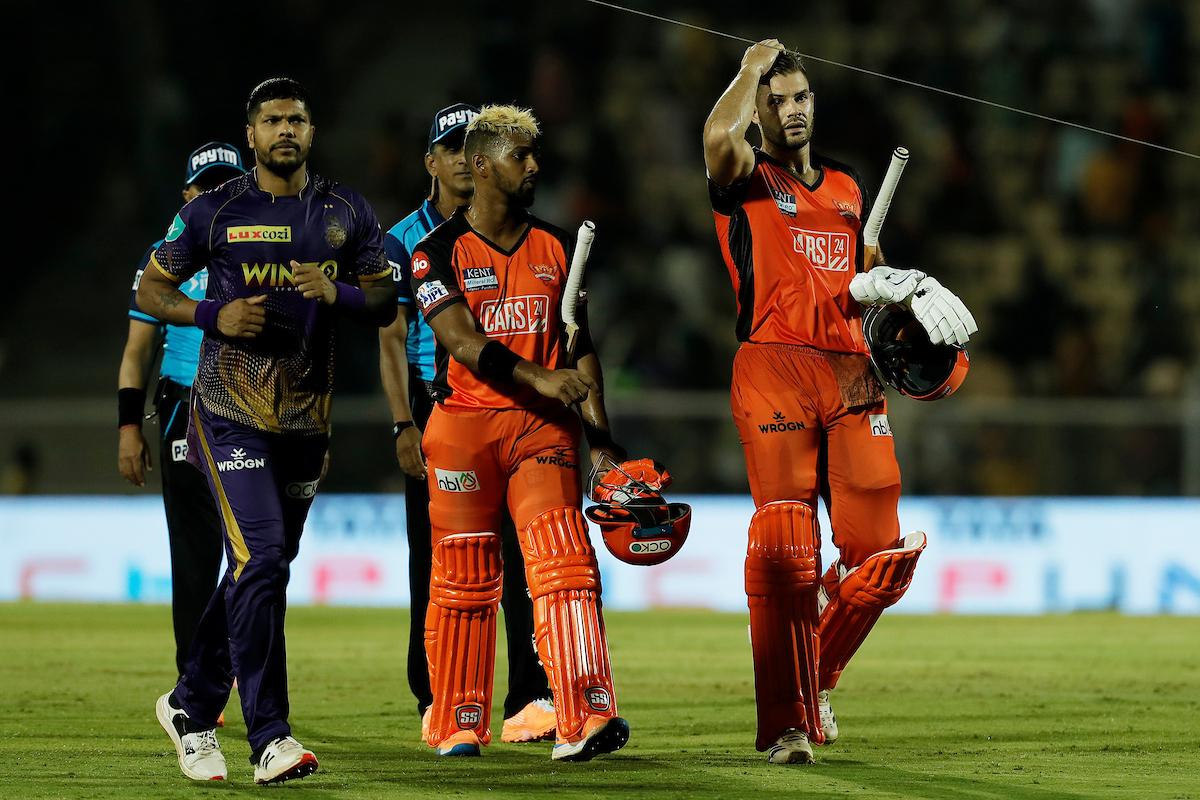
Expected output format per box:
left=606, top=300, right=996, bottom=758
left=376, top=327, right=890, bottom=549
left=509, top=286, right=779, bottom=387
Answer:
left=703, top=39, right=783, bottom=187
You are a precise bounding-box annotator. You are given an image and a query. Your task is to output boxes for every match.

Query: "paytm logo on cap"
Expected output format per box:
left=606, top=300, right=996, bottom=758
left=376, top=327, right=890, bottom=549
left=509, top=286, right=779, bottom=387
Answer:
left=438, top=108, right=478, bottom=136
left=191, top=145, right=240, bottom=173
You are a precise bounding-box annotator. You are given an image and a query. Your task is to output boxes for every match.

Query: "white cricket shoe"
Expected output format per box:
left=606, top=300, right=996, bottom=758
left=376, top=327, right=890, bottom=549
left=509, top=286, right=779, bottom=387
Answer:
left=155, top=692, right=227, bottom=781
left=766, top=728, right=814, bottom=764
left=254, top=736, right=319, bottom=784
left=818, top=690, right=839, bottom=744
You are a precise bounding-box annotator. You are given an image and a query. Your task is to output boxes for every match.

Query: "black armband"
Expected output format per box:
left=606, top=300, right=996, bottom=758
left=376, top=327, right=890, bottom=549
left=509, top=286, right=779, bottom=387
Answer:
left=392, top=420, right=415, bottom=439
left=582, top=421, right=628, bottom=462
left=118, top=387, right=147, bottom=428
left=477, top=341, right=522, bottom=383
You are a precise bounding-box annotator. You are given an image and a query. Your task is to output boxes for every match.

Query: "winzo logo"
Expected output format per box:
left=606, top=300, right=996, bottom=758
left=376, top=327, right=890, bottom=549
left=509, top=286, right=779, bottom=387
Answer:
left=758, top=410, right=806, bottom=434
left=534, top=448, right=576, bottom=469
left=216, top=447, right=265, bottom=472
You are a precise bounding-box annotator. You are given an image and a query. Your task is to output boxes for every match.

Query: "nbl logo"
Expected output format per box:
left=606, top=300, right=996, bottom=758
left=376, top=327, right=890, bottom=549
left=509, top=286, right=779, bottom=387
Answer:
left=584, top=687, right=612, bottom=712
left=455, top=704, right=483, bottom=729
left=435, top=468, right=480, bottom=493
left=869, top=414, right=893, bottom=437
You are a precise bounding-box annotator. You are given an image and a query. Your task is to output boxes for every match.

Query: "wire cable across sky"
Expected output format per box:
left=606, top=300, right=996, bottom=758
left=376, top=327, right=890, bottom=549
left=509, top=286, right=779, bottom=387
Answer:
left=581, top=0, right=1200, bottom=161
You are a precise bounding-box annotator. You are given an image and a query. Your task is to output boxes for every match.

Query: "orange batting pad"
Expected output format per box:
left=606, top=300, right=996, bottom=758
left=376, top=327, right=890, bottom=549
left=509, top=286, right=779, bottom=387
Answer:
left=424, top=532, right=503, bottom=747
left=745, top=501, right=824, bottom=749
left=818, top=532, right=926, bottom=690
left=521, top=507, right=617, bottom=742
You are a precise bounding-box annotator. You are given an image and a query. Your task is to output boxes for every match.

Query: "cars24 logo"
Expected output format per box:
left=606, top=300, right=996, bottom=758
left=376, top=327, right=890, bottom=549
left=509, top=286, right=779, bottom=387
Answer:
left=790, top=228, right=850, bottom=271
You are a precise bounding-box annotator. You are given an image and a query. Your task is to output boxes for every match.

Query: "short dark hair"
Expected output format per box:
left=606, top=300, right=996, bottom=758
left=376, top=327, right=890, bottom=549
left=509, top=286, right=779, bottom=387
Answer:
left=246, top=77, right=312, bottom=122
left=760, top=49, right=807, bottom=85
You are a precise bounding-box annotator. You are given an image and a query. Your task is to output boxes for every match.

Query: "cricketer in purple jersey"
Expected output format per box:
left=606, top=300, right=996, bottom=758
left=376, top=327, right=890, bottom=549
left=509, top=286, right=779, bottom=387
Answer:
left=149, top=169, right=391, bottom=434
left=138, top=78, right=396, bottom=783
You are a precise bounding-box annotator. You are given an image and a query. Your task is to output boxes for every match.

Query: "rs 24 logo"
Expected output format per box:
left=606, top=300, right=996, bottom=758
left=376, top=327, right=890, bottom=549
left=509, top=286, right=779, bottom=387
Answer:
left=790, top=228, right=851, bottom=272
left=480, top=294, right=548, bottom=335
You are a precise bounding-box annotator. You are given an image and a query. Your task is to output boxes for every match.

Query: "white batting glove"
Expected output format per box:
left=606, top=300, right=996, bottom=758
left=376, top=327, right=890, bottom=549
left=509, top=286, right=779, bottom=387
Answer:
left=907, top=276, right=978, bottom=346
left=849, top=265, right=927, bottom=306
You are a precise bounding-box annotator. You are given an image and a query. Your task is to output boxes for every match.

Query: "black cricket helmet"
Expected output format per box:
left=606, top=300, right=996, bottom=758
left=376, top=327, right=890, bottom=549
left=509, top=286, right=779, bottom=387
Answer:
left=862, top=303, right=970, bottom=401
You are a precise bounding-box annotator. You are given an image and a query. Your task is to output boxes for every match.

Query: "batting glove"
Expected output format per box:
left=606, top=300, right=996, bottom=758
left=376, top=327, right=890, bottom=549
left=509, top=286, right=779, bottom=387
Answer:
left=907, top=276, right=978, bottom=346
left=849, top=265, right=926, bottom=306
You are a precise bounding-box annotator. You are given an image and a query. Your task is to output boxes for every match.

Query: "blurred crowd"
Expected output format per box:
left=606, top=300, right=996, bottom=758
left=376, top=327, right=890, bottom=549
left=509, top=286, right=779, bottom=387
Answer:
left=4, top=0, right=1198, bottom=495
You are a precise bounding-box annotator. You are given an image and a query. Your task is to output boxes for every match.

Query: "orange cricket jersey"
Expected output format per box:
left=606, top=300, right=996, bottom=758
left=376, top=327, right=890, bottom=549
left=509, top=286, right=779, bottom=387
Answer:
left=410, top=210, right=574, bottom=410
left=710, top=149, right=872, bottom=354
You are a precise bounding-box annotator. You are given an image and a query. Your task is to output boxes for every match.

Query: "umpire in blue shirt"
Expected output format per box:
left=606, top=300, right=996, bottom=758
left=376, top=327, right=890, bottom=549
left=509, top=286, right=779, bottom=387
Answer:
left=378, top=104, right=554, bottom=743
left=117, top=141, right=246, bottom=677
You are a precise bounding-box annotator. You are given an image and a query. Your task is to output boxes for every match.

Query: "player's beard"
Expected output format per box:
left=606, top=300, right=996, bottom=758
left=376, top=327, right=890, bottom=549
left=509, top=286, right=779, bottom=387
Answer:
left=766, top=119, right=814, bottom=152
left=260, top=143, right=308, bottom=178
left=512, top=178, right=536, bottom=208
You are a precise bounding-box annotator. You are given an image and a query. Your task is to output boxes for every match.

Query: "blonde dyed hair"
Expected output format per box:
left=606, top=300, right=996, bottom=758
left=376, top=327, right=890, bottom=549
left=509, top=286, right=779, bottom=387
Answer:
left=465, top=105, right=541, bottom=157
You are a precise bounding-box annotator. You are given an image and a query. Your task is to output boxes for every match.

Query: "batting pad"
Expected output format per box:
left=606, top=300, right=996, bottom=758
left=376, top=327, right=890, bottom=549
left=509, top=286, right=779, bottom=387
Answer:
left=425, top=532, right=503, bottom=747
left=818, top=531, right=927, bottom=690
left=521, top=507, right=617, bottom=741
left=745, top=500, right=824, bottom=748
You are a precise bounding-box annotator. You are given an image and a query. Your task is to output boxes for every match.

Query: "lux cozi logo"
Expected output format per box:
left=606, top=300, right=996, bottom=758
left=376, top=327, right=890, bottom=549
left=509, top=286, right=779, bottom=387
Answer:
left=242, top=260, right=338, bottom=287
left=227, top=225, right=292, bottom=243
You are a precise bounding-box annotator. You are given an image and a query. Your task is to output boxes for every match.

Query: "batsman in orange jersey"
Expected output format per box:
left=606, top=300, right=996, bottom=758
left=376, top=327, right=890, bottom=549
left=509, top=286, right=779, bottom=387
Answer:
left=409, top=105, right=631, bottom=761
left=703, top=42, right=977, bottom=764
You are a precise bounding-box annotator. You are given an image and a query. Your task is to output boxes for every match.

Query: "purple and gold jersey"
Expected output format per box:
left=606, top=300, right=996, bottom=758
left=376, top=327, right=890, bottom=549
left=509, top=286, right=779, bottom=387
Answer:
left=151, top=170, right=389, bottom=434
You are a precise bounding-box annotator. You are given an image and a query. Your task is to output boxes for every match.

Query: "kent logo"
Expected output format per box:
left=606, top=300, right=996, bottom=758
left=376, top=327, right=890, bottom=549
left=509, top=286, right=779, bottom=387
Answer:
left=462, top=266, right=499, bottom=292
left=480, top=294, right=549, bottom=336
left=227, top=225, right=292, bottom=243
left=790, top=227, right=851, bottom=272
left=216, top=447, right=265, bottom=473
left=435, top=468, right=480, bottom=493
left=242, top=260, right=338, bottom=287
left=771, top=187, right=797, bottom=216
left=758, top=410, right=805, bottom=434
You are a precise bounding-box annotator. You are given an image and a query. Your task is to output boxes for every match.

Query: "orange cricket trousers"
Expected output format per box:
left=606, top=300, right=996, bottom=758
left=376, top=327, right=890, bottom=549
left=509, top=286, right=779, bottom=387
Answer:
left=730, top=342, right=901, bottom=568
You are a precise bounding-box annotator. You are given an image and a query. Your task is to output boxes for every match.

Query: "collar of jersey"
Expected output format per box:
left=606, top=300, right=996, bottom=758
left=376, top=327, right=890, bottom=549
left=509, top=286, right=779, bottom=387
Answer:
left=459, top=209, right=533, bottom=258
left=756, top=148, right=825, bottom=192
left=249, top=166, right=313, bottom=201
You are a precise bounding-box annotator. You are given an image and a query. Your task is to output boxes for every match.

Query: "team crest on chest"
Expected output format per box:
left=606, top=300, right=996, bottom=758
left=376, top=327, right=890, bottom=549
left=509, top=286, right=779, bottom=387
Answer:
left=771, top=186, right=797, bottom=217
left=834, top=199, right=860, bottom=221
left=325, top=218, right=348, bottom=249
left=527, top=263, right=558, bottom=284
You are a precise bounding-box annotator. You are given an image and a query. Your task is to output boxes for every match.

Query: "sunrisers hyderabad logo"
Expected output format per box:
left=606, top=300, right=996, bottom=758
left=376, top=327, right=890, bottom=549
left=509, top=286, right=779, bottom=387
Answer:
left=527, top=263, right=558, bottom=283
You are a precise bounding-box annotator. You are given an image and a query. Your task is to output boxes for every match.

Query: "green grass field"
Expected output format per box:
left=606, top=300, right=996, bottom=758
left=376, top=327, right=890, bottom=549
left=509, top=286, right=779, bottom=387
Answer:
left=2, top=605, right=1197, bottom=799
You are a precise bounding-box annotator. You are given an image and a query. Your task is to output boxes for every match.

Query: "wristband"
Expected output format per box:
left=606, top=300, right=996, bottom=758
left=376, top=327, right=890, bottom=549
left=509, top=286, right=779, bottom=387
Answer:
left=478, top=341, right=522, bottom=383
left=118, top=387, right=147, bottom=428
left=334, top=282, right=367, bottom=311
left=392, top=420, right=415, bottom=439
left=193, top=299, right=225, bottom=334
left=583, top=424, right=628, bottom=462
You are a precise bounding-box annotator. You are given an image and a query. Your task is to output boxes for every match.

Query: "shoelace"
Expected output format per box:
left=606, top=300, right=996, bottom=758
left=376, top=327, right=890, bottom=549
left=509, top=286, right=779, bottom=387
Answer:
left=193, top=729, right=220, bottom=755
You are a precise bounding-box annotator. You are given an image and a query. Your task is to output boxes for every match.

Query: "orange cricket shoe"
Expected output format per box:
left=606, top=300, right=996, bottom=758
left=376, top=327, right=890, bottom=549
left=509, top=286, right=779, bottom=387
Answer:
left=434, top=730, right=482, bottom=757
left=551, top=714, right=629, bottom=762
left=501, top=698, right=557, bottom=743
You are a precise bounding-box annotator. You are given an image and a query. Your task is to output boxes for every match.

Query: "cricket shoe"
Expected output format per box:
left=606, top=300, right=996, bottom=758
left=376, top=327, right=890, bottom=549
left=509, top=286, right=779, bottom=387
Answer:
left=766, top=729, right=814, bottom=765
left=818, top=690, right=838, bottom=744
left=551, top=715, right=629, bottom=762
left=155, top=692, right=226, bottom=781
left=501, top=698, right=556, bottom=743
left=434, top=730, right=482, bottom=757
left=253, top=736, right=319, bottom=784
